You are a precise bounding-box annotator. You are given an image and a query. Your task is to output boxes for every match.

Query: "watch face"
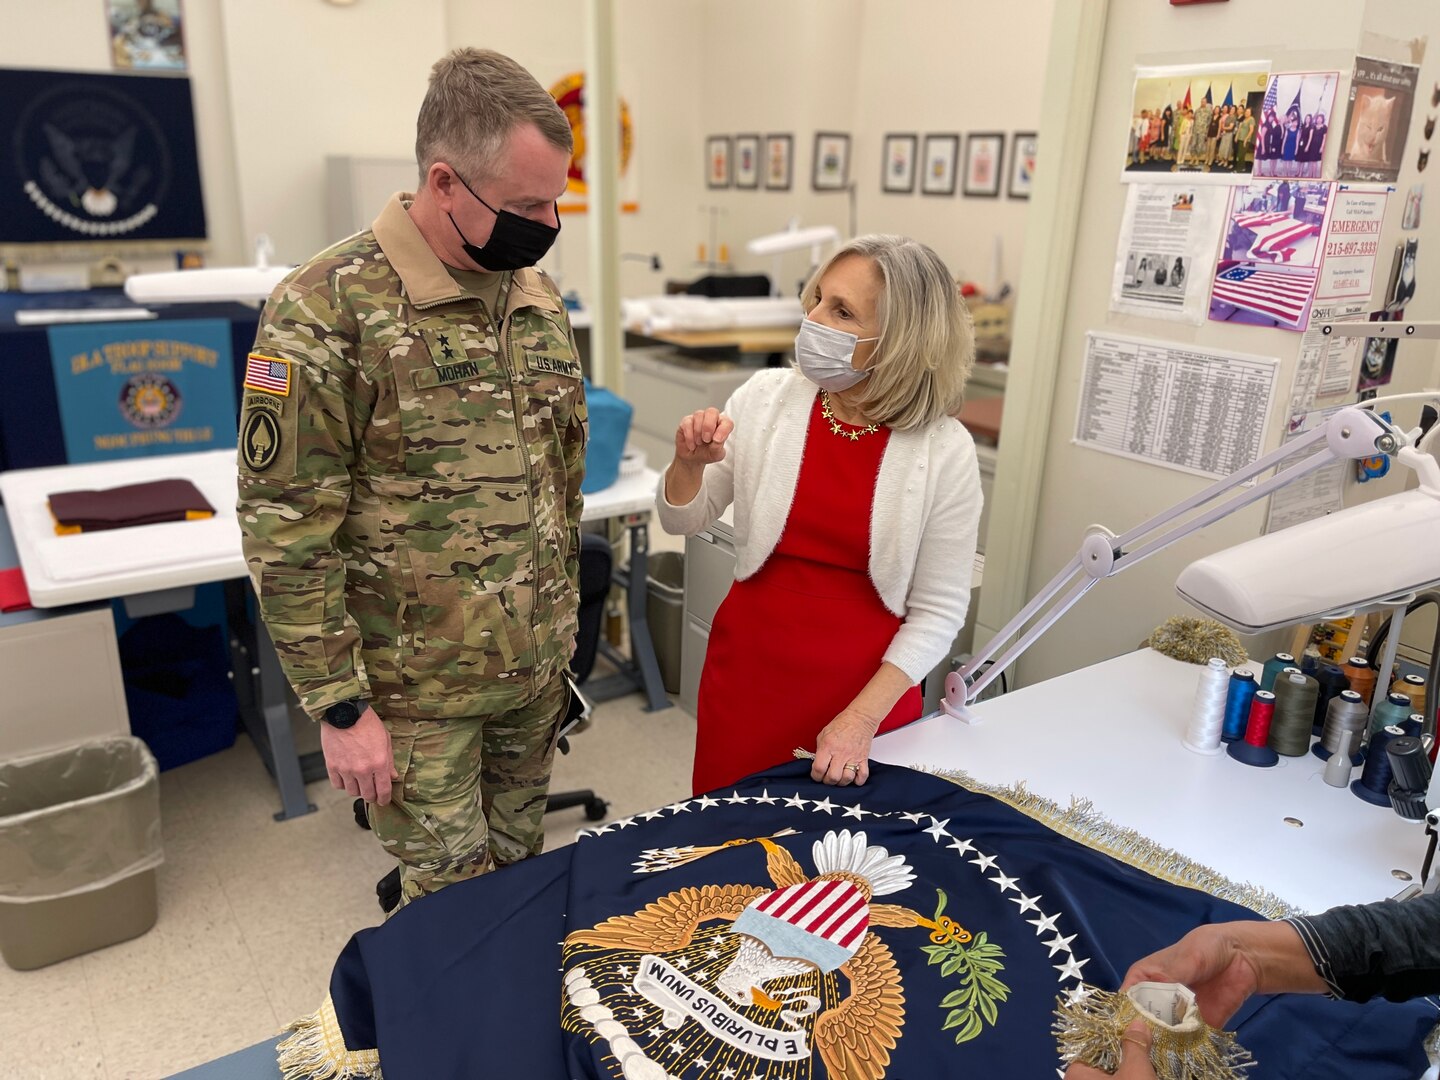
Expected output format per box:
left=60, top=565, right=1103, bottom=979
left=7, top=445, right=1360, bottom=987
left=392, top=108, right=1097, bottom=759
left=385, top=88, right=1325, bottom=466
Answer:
left=327, top=700, right=361, bottom=728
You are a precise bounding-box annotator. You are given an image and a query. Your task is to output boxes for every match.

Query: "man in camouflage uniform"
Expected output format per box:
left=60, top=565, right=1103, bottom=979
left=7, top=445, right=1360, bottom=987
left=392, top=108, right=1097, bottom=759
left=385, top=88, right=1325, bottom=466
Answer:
left=237, top=48, right=586, bottom=907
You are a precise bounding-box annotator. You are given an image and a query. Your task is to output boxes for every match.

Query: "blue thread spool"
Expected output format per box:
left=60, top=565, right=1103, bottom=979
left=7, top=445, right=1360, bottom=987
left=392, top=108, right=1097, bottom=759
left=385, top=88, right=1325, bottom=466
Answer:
left=1259, top=652, right=1295, bottom=692
left=1402, top=712, right=1424, bottom=738
left=1369, top=692, right=1413, bottom=738
left=1311, top=663, right=1351, bottom=736
left=1354, top=725, right=1405, bottom=806
left=1221, top=670, right=1258, bottom=743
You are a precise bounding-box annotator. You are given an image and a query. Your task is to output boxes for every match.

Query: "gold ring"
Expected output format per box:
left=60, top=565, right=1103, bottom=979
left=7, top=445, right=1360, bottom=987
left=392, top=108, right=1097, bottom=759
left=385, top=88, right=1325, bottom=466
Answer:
left=1121, top=1034, right=1149, bottom=1052
left=843, top=762, right=861, bottom=772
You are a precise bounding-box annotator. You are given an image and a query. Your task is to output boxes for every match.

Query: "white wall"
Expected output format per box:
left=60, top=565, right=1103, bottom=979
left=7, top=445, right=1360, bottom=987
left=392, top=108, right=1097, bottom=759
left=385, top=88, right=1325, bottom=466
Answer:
left=990, top=0, right=1440, bottom=688
left=1, top=0, right=1049, bottom=298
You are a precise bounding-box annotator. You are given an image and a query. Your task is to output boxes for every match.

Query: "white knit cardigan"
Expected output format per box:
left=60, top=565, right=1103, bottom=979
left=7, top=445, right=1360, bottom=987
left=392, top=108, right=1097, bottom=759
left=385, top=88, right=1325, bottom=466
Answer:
left=655, top=367, right=983, bottom=683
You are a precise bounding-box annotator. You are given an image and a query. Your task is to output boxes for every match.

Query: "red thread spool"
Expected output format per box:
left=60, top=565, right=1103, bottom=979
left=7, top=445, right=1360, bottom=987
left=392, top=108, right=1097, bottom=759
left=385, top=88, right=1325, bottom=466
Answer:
left=1244, top=691, right=1276, bottom=747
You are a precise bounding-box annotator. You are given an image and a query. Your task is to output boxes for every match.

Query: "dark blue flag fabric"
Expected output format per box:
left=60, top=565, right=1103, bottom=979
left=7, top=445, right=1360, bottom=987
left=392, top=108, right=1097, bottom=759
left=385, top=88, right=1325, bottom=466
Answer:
left=278, top=761, right=1437, bottom=1079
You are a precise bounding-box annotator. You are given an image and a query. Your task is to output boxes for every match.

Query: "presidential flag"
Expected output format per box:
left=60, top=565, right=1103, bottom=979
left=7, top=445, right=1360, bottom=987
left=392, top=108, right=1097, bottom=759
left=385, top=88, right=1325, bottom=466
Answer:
left=1211, top=262, right=1318, bottom=329
left=277, top=762, right=1437, bottom=1079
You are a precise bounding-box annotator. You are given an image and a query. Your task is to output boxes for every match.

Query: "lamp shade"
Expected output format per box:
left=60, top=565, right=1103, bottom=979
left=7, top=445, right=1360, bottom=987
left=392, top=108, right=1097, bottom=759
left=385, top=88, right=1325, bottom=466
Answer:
left=1176, top=488, right=1440, bottom=634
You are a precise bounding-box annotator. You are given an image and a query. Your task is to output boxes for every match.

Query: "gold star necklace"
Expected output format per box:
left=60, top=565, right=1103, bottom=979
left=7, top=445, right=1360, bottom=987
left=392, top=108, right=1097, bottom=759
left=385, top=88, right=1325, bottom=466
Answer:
left=820, top=390, right=880, bottom=441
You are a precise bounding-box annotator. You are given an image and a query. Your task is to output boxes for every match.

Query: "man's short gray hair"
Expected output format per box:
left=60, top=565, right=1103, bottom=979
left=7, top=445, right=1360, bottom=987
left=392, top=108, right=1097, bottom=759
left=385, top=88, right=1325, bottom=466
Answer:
left=415, top=48, right=573, bottom=185
left=800, top=235, right=974, bottom=430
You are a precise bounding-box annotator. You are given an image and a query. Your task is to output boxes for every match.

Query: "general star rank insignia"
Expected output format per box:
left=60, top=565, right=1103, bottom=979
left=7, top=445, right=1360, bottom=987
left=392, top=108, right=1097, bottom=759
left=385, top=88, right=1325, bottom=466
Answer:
left=422, top=328, right=465, bottom=368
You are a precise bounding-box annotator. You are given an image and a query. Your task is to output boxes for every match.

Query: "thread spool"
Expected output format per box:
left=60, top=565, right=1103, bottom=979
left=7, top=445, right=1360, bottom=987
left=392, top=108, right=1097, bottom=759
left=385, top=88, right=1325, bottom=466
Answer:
left=1385, top=735, right=1433, bottom=820
left=1341, top=657, right=1378, bottom=706
left=1259, top=652, right=1295, bottom=692
left=1183, top=658, right=1230, bottom=755
left=1268, top=669, right=1318, bottom=757
left=1392, top=674, right=1428, bottom=721
left=1312, top=690, right=1369, bottom=763
left=1323, top=744, right=1355, bottom=787
left=1227, top=690, right=1278, bottom=767
left=1369, top=692, right=1413, bottom=738
left=1402, top=713, right=1424, bottom=738
left=1311, top=663, right=1351, bottom=735
left=1353, top=725, right=1405, bottom=806
left=1220, top=670, right=1258, bottom=743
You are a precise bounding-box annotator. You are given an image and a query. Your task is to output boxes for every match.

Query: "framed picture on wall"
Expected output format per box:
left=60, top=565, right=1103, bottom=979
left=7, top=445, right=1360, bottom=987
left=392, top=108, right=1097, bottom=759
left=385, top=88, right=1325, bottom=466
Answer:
left=920, top=134, right=960, bottom=196
left=734, top=134, right=760, bottom=189
left=107, top=0, right=187, bottom=71
left=882, top=134, right=918, bottom=193
left=812, top=132, right=851, bottom=191
left=963, top=132, right=1005, bottom=197
left=764, top=134, right=793, bottom=190
left=1009, top=131, right=1037, bottom=199
left=706, top=136, right=731, bottom=189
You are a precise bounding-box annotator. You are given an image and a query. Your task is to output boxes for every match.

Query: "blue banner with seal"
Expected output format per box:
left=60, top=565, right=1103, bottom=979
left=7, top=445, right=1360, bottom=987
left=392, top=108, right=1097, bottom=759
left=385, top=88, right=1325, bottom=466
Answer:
left=47, top=319, right=236, bottom=463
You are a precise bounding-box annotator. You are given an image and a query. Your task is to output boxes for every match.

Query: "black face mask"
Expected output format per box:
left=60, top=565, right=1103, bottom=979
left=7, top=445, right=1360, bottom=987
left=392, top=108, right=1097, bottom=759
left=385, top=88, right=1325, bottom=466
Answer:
left=447, top=169, right=559, bottom=272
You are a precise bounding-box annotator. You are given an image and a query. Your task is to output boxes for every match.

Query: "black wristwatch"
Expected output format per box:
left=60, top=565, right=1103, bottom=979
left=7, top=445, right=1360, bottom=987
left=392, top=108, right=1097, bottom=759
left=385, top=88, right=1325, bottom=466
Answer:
left=323, top=698, right=367, bottom=729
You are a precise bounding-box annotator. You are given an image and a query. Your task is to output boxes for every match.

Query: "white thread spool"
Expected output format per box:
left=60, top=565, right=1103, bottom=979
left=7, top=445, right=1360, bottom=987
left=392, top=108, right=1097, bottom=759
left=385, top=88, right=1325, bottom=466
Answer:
left=1184, top=657, right=1230, bottom=755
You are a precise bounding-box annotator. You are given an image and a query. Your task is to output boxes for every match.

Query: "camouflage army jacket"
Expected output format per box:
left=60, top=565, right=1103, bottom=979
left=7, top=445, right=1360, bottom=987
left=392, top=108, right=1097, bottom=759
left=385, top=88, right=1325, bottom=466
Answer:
left=237, top=194, right=587, bottom=721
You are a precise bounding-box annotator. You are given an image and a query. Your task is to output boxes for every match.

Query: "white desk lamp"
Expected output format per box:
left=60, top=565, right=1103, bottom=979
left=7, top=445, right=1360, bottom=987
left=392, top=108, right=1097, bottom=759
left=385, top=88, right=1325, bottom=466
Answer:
left=124, top=234, right=293, bottom=305
left=746, top=220, right=840, bottom=298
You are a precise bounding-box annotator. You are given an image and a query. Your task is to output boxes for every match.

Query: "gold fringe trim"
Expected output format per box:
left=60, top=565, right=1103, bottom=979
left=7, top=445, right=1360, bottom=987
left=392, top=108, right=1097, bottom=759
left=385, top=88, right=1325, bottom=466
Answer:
left=926, top=768, right=1300, bottom=920
left=1054, top=985, right=1254, bottom=1079
left=276, top=994, right=382, bottom=1080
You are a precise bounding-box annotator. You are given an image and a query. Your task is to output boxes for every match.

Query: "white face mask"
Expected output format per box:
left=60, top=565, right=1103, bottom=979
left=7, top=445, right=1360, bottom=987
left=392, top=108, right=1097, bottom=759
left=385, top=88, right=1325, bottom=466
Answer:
left=794, top=318, right=878, bottom=392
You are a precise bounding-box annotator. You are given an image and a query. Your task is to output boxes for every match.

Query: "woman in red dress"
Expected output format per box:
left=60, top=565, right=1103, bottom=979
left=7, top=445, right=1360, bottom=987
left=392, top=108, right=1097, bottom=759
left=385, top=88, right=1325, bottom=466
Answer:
left=657, top=236, right=985, bottom=795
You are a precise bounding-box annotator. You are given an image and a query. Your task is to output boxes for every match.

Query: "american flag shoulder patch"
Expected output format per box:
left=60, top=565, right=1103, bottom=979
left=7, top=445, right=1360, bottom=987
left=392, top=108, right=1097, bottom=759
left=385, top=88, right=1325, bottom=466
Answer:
left=244, top=353, right=292, bottom=397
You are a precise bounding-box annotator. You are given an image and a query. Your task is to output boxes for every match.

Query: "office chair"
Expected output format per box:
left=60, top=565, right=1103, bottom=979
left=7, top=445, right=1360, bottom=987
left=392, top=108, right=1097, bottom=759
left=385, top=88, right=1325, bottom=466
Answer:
left=364, top=532, right=614, bottom=913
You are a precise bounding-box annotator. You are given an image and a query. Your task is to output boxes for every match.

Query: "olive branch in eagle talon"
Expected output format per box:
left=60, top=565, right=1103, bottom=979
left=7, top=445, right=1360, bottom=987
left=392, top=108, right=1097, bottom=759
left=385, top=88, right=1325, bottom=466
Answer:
left=922, top=888, right=1010, bottom=1045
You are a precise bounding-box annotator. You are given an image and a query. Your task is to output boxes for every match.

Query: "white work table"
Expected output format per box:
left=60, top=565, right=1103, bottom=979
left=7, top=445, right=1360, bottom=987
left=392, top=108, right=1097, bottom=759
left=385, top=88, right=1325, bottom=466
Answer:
left=0, top=451, right=667, bottom=818
left=873, top=648, right=1425, bottom=915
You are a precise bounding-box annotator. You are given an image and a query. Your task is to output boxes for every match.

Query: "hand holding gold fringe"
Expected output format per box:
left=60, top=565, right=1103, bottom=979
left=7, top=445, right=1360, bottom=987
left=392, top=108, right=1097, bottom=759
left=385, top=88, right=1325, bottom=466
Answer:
left=1054, top=982, right=1254, bottom=1080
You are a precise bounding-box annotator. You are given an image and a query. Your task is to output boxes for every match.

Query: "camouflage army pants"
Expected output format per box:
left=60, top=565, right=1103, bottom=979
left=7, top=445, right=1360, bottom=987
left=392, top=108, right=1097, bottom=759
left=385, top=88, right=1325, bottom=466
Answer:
left=366, top=675, right=568, bottom=907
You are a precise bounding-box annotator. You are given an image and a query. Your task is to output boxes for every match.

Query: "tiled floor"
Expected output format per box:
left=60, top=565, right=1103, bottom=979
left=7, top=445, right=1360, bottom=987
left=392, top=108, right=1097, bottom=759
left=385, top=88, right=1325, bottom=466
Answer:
left=2, top=688, right=697, bottom=1079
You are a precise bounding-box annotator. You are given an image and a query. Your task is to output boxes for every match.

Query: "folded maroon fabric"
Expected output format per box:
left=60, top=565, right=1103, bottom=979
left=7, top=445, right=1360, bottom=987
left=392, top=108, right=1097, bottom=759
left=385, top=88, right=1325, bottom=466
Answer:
left=48, top=478, right=216, bottom=533
left=0, top=566, right=31, bottom=613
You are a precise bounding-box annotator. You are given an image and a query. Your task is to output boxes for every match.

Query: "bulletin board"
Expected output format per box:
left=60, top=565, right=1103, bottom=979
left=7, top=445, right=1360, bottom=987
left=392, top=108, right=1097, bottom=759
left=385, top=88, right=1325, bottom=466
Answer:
left=980, top=0, right=1440, bottom=686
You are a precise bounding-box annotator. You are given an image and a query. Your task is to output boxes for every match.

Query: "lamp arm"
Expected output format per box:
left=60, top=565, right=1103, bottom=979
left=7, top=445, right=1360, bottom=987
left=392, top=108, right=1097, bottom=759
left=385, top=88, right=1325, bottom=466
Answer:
left=944, top=407, right=1403, bottom=719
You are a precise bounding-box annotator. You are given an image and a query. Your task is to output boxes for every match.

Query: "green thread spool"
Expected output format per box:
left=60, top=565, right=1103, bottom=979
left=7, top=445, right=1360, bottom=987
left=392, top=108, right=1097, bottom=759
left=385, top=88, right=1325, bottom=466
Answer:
left=1369, top=692, right=1413, bottom=739
left=1269, top=668, right=1319, bottom=757
left=1259, top=652, right=1295, bottom=692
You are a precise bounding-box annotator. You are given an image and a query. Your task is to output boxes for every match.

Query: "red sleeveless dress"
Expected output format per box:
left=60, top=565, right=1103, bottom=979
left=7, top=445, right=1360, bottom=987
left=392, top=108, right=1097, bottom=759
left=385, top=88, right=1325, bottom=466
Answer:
left=692, top=396, right=923, bottom=795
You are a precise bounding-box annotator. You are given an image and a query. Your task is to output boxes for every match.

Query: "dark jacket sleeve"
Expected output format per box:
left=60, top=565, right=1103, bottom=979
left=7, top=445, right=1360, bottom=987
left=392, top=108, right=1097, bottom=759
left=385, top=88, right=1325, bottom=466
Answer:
left=1283, top=892, right=1440, bottom=1003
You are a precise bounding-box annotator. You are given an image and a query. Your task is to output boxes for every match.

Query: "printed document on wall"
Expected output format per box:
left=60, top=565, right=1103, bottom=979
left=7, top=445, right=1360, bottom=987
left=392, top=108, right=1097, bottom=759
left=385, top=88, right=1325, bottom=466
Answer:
left=1073, top=332, right=1278, bottom=480
left=1264, top=406, right=1347, bottom=533
left=1110, top=185, right=1226, bottom=324
left=1287, top=301, right=1365, bottom=416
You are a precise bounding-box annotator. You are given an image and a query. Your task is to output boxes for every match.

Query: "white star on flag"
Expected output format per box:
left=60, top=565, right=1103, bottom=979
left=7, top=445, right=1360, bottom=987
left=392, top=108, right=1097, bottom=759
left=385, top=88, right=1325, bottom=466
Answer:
left=990, top=872, right=1019, bottom=893
left=641, top=809, right=667, bottom=820
left=923, top=817, right=951, bottom=841
left=1043, top=933, right=1077, bottom=957
left=841, top=805, right=872, bottom=820
left=900, top=811, right=926, bottom=823
left=617, top=965, right=632, bottom=978
left=693, top=1058, right=711, bottom=1070
left=1010, top=892, right=1042, bottom=913
left=970, top=853, right=998, bottom=871
left=612, top=816, right=637, bottom=829
left=724, top=792, right=750, bottom=804
left=675, top=957, right=691, bottom=969
left=948, top=838, right=975, bottom=855
left=668, top=801, right=692, bottom=813
left=706, top=948, right=720, bottom=959
left=751, top=790, right=777, bottom=804
left=810, top=797, right=836, bottom=814
left=1028, top=912, right=1061, bottom=935
left=694, top=795, right=720, bottom=809
left=1066, top=985, right=1096, bottom=1005
left=783, top=794, right=808, bottom=809
left=1056, top=955, right=1091, bottom=982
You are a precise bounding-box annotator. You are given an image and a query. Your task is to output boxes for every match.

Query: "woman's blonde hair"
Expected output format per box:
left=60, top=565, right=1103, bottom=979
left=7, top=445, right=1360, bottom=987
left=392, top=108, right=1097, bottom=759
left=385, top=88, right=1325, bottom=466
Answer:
left=800, top=235, right=974, bottom=430
left=415, top=48, right=573, bottom=185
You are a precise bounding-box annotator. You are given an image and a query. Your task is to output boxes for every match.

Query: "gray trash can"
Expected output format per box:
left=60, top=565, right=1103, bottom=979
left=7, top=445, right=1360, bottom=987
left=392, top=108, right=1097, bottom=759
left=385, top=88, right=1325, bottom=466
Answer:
left=646, top=551, right=685, bottom=695
left=0, top=736, right=162, bottom=970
